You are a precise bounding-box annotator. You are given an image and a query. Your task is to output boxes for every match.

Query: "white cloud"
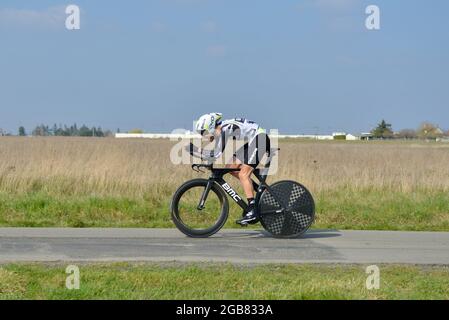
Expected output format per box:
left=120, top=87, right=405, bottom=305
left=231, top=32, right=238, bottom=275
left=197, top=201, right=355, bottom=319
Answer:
left=0, top=6, right=67, bottom=29
left=206, top=45, right=227, bottom=57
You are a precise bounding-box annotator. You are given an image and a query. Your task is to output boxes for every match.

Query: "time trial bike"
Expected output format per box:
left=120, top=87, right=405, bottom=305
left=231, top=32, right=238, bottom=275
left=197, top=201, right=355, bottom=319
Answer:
left=170, top=147, right=315, bottom=238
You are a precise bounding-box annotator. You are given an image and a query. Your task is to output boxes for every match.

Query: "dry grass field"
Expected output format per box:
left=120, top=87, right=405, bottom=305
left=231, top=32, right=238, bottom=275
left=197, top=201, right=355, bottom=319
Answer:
left=0, top=137, right=448, bottom=230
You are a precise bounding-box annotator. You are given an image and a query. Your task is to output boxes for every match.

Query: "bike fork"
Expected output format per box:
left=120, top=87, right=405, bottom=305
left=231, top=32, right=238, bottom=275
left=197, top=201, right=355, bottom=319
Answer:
left=197, top=179, right=213, bottom=210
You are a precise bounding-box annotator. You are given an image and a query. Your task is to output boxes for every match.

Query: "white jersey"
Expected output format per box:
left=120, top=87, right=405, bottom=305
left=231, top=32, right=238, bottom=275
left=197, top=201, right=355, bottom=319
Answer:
left=221, top=118, right=263, bottom=141
left=211, top=118, right=266, bottom=158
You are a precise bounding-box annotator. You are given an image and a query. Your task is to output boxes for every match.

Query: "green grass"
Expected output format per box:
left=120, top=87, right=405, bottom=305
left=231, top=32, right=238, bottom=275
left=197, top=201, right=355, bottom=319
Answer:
left=1, top=263, right=449, bottom=300
left=315, top=189, right=449, bottom=231
left=0, top=189, right=448, bottom=231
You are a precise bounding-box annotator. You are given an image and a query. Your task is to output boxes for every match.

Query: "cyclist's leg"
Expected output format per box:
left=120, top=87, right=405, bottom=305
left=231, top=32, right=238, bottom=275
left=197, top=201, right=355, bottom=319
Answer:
left=238, top=133, right=270, bottom=200
left=225, top=159, right=254, bottom=199
left=235, top=141, right=260, bottom=224
left=233, top=142, right=255, bottom=198
left=225, top=156, right=241, bottom=179
left=235, top=163, right=258, bottom=224
left=238, top=164, right=255, bottom=199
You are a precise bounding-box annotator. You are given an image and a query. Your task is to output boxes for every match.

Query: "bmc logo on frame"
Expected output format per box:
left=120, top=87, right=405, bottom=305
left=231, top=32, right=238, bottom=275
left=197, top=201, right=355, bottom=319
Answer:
left=222, top=183, right=242, bottom=202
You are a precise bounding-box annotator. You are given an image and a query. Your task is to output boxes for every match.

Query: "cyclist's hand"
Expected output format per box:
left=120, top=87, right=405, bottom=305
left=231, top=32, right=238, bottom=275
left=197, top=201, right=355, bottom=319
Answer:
left=201, top=150, right=214, bottom=160
left=186, top=143, right=215, bottom=163
left=197, top=149, right=215, bottom=165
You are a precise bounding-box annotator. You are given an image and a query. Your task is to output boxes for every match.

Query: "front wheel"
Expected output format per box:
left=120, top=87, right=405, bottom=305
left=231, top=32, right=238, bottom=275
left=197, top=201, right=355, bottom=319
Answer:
left=171, top=179, right=229, bottom=238
left=258, top=180, right=315, bottom=238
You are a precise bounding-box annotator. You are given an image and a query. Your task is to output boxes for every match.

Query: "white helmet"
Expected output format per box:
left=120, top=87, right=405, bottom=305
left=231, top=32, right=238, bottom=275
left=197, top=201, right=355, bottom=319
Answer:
left=195, top=113, right=223, bottom=135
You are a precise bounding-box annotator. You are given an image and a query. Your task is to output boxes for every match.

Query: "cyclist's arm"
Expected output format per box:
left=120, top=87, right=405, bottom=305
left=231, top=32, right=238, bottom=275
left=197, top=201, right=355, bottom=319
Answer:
left=186, top=137, right=225, bottom=162
left=189, top=124, right=239, bottom=161
left=208, top=124, right=239, bottom=159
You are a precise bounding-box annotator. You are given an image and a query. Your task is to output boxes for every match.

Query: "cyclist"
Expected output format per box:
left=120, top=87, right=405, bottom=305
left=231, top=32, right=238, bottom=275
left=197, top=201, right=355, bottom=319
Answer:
left=194, top=113, right=270, bottom=225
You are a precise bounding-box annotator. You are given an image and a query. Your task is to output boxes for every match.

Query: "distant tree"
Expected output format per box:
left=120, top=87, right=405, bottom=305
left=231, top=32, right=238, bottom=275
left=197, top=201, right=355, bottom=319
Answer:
left=62, top=125, right=69, bottom=136
left=60, top=124, right=68, bottom=136
left=371, top=120, right=393, bottom=139
left=417, top=122, right=443, bottom=140
left=32, top=126, right=40, bottom=136
left=30, top=123, right=110, bottom=137
left=32, top=124, right=50, bottom=136
left=51, top=124, right=67, bottom=136
left=69, top=124, right=79, bottom=136
left=129, top=129, right=144, bottom=134
left=104, top=130, right=114, bottom=137
left=396, top=129, right=417, bottom=140
left=79, top=125, right=92, bottom=137
left=93, top=127, right=104, bottom=137
left=18, top=126, right=26, bottom=136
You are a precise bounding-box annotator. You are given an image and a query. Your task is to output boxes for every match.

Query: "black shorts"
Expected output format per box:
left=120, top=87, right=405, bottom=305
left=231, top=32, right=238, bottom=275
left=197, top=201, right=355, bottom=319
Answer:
left=234, top=133, right=271, bottom=168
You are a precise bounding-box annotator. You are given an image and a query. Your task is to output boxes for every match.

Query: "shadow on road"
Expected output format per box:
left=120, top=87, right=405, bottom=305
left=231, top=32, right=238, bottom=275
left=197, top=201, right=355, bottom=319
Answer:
left=212, top=229, right=342, bottom=240
left=301, top=229, right=342, bottom=239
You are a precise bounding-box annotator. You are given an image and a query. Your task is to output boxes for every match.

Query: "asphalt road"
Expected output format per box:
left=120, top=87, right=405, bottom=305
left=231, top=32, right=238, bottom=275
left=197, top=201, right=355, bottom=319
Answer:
left=1, top=228, right=449, bottom=265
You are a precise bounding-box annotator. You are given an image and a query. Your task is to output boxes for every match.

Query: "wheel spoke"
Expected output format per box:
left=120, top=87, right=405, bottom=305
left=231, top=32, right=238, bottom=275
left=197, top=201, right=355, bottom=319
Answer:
left=288, top=204, right=313, bottom=216
left=280, top=211, right=294, bottom=235
left=264, top=187, right=287, bottom=208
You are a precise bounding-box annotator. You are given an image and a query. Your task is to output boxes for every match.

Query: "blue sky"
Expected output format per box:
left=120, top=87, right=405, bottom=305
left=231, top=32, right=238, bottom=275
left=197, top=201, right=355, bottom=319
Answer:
left=0, top=0, right=448, bottom=134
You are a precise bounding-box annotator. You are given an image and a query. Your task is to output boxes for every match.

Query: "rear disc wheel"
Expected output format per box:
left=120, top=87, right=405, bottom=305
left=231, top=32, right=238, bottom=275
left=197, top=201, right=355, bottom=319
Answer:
left=259, top=180, right=315, bottom=238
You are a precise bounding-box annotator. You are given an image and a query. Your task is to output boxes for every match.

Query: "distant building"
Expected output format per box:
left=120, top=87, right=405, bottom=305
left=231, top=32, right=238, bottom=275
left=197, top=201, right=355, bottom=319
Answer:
left=346, top=134, right=360, bottom=141
left=360, top=133, right=374, bottom=141
left=273, top=134, right=333, bottom=140
left=332, top=132, right=347, bottom=140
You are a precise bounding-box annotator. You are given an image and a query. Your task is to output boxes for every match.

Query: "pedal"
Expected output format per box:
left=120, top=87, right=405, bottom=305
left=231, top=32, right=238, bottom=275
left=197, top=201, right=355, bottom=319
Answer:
left=236, top=220, right=249, bottom=227
left=248, top=218, right=260, bottom=225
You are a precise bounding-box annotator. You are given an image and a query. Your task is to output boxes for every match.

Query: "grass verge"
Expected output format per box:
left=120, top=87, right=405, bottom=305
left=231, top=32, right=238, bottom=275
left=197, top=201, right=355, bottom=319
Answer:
left=1, top=263, right=449, bottom=300
left=0, top=189, right=448, bottom=231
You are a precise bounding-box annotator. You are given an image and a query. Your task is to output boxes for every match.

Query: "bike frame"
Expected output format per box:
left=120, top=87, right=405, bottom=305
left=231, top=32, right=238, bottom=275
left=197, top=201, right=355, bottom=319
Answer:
left=197, top=167, right=269, bottom=212
left=194, top=148, right=281, bottom=213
